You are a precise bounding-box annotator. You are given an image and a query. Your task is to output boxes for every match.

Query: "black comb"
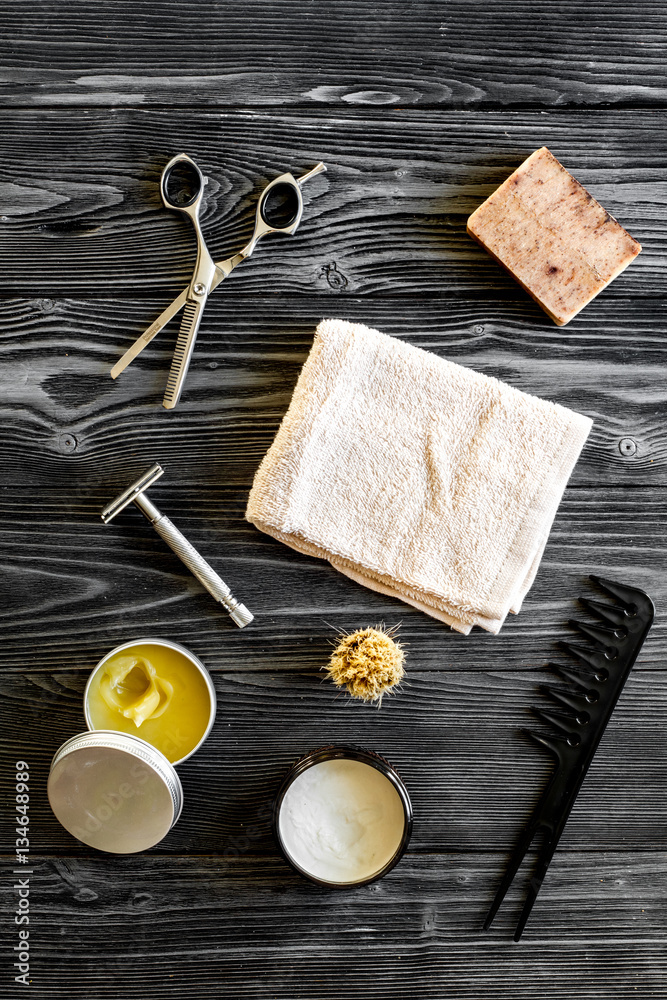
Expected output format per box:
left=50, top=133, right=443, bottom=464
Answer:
left=484, top=575, right=655, bottom=941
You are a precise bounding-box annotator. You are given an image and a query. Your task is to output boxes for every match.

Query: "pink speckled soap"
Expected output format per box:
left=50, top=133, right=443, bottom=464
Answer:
left=467, top=147, right=641, bottom=325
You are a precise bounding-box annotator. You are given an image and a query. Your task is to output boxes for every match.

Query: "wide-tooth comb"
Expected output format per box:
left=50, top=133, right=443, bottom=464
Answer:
left=484, top=575, right=655, bottom=941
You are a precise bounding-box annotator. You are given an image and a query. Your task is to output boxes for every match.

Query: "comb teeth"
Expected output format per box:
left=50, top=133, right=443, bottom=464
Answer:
left=543, top=686, right=592, bottom=722
left=569, top=618, right=625, bottom=648
left=559, top=640, right=611, bottom=681
left=532, top=707, right=581, bottom=741
left=550, top=665, right=601, bottom=704
left=486, top=577, right=654, bottom=942
left=521, top=727, right=570, bottom=759
left=589, top=575, right=640, bottom=613
left=578, top=596, right=629, bottom=628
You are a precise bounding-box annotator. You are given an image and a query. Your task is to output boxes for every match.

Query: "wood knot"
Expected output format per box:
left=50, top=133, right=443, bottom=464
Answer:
left=58, top=433, right=77, bottom=454
left=619, top=437, right=637, bottom=457
left=319, top=262, right=349, bottom=291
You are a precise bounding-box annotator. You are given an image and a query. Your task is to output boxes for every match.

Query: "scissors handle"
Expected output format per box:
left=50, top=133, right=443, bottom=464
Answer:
left=161, top=154, right=204, bottom=211
left=159, top=154, right=218, bottom=409
left=233, top=162, right=327, bottom=264
left=161, top=153, right=217, bottom=299
left=110, top=160, right=327, bottom=390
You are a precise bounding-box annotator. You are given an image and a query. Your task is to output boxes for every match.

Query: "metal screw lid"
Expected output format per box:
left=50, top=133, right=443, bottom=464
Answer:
left=47, top=730, right=183, bottom=854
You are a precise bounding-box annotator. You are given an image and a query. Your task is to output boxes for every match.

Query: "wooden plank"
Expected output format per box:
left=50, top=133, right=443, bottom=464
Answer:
left=0, top=483, right=664, bottom=672
left=1, top=666, right=664, bottom=853
left=0, top=482, right=663, bottom=670
left=0, top=854, right=665, bottom=998
left=1, top=2, right=667, bottom=109
left=0, top=294, right=665, bottom=485
left=0, top=110, right=662, bottom=297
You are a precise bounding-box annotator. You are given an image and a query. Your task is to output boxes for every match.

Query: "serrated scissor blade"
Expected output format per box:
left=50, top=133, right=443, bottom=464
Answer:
left=162, top=299, right=204, bottom=409
left=111, top=288, right=189, bottom=379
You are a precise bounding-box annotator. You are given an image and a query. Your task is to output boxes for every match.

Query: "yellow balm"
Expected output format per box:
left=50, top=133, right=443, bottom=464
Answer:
left=85, top=641, right=215, bottom=764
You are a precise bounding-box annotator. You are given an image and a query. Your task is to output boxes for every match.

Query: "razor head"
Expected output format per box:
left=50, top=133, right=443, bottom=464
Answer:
left=101, top=463, right=164, bottom=524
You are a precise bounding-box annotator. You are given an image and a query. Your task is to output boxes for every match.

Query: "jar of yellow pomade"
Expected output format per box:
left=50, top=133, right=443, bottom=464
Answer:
left=84, top=639, right=216, bottom=765
left=47, top=639, right=216, bottom=853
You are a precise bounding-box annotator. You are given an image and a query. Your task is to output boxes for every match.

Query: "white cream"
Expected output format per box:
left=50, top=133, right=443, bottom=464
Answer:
left=278, top=757, right=406, bottom=884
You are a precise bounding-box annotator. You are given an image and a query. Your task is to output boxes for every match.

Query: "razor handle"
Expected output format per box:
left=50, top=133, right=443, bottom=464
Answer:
left=135, top=493, right=253, bottom=628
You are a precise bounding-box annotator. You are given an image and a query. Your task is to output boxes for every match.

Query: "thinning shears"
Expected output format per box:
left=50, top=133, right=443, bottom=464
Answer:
left=111, top=153, right=326, bottom=408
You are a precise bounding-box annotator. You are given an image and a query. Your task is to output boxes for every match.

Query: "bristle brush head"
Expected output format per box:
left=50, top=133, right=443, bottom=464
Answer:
left=325, top=624, right=405, bottom=703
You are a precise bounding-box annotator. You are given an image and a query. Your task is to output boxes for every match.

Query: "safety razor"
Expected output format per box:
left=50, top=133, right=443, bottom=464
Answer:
left=102, top=463, right=253, bottom=628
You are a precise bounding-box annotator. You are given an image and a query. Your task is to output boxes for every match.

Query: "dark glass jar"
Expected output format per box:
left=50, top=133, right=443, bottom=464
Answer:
left=273, top=744, right=413, bottom=888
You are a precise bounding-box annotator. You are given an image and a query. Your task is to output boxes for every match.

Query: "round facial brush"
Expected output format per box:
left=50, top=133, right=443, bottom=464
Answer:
left=324, top=624, right=405, bottom=703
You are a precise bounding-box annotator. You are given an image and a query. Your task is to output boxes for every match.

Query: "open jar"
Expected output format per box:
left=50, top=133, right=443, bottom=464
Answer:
left=274, top=744, right=413, bottom=887
left=83, top=638, right=216, bottom=765
left=47, top=638, right=216, bottom=854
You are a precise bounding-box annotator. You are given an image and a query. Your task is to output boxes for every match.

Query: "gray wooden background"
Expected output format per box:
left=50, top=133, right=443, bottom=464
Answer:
left=1, top=3, right=665, bottom=998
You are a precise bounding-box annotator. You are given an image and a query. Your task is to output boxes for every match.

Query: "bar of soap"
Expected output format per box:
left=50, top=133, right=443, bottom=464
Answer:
left=467, top=147, right=641, bottom=325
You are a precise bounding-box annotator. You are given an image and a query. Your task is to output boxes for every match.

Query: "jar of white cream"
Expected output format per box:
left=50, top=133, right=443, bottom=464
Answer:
left=274, top=745, right=413, bottom=887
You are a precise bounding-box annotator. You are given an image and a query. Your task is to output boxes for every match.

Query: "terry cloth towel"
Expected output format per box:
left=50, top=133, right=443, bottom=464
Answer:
left=246, top=319, right=593, bottom=634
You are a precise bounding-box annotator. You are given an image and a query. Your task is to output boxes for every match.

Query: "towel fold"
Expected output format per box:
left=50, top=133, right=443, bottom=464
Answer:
left=246, top=319, right=592, bottom=634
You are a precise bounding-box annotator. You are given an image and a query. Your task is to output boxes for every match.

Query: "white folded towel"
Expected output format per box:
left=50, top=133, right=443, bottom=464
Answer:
left=246, top=319, right=592, bottom=634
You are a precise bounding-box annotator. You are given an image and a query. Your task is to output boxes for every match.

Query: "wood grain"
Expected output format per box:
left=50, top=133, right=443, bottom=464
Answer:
left=2, top=7, right=666, bottom=996
left=0, top=484, right=664, bottom=675
left=0, top=110, right=662, bottom=296
left=1, top=667, right=665, bottom=855
left=1, top=294, right=666, bottom=486
left=0, top=855, right=665, bottom=999
left=1, top=2, right=667, bottom=109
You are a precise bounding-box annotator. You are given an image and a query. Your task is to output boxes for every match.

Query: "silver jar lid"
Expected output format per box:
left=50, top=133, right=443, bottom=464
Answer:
left=47, top=730, right=183, bottom=854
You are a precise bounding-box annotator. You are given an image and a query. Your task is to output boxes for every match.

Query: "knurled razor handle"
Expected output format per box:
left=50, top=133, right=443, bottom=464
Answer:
left=148, top=506, right=253, bottom=628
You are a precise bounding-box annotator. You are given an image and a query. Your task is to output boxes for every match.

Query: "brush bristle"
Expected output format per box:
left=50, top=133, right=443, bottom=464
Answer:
left=324, top=625, right=405, bottom=703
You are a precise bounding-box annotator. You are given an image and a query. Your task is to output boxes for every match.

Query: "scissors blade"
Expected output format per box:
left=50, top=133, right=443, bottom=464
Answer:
left=162, top=297, right=205, bottom=409
left=111, top=264, right=229, bottom=380
left=110, top=287, right=188, bottom=379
